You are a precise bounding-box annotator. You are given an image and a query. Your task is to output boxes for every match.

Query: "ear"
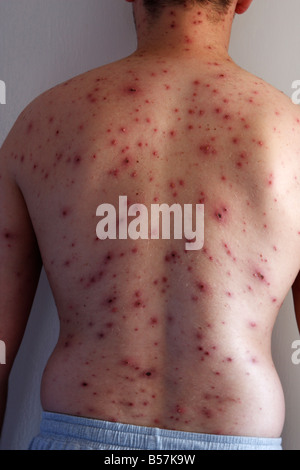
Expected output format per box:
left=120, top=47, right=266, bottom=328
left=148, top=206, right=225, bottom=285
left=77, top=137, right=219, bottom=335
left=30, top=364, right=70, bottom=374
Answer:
left=235, top=0, right=253, bottom=15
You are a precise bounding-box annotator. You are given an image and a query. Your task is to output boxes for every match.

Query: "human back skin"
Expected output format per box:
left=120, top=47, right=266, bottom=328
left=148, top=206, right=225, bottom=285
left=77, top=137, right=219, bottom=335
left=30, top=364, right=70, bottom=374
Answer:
left=2, top=3, right=300, bottom=440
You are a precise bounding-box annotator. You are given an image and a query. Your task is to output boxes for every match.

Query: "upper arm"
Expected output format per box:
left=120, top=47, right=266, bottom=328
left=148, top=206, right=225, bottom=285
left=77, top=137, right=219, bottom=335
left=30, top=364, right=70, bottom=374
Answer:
left=0, top=113, right=42, bottom=378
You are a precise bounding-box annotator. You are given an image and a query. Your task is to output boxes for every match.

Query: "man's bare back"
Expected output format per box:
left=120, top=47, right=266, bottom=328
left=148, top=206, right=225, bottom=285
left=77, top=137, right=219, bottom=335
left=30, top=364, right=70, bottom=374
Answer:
left=1, top=0, right=300, bottom=443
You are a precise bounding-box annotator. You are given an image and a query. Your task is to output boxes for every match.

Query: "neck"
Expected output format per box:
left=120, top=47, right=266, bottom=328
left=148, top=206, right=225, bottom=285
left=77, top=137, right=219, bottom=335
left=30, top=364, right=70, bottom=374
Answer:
left=133, top=3, right=235, bottom=61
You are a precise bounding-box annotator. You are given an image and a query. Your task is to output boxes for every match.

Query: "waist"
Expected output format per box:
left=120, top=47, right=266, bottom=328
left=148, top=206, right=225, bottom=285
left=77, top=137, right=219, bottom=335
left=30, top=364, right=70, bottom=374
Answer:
left=41, top=340, right=285, bottom=439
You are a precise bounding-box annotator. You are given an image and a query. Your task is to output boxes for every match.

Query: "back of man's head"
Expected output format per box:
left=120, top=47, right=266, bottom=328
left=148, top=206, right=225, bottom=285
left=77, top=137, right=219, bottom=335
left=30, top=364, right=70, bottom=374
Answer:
left=143, top=0, right=233, bottom=17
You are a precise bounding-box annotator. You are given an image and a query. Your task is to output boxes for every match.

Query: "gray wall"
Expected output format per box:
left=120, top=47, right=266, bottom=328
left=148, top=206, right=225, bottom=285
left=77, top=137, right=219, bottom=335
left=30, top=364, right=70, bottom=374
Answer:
left=0, top=0, right=299, bottom=450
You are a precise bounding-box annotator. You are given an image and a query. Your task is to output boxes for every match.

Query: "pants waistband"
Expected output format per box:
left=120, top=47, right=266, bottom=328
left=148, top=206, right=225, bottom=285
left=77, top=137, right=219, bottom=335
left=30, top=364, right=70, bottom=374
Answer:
left=29, top=411, right=282, bottom=450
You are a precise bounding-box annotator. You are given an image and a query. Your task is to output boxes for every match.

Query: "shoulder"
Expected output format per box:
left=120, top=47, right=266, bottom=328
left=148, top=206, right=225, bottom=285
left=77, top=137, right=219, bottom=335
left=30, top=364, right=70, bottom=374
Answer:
left=1, top=63, right=117, bottom=157
left=230, top=65, right=300, bottom=151
left=235, top=65, right=300, bottom=124
left=14, top=60, right=121, bottom=124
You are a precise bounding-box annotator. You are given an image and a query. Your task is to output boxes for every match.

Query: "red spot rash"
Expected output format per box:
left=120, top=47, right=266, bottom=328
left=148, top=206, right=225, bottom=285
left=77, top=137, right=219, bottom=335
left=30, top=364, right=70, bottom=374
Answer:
left=165, top=251, right=180, bottom=263
left=144, top=371, right=153, bottom=377
left=195, top=330, right=204, bottom=341
left=61, top=207, right=71, bottom=218
left=108, top=168, right=119, bottom=178
left=201, top=407, right=213, bottom=419
left=103, top=252, right=113, bottom=265
left=176, top=405, right=186, bottom=415
left=199, top=144, right=217, bottom=156
left=195, top=281, right=210, bottom=294
left=214, top=206, right=228, bottom=222
left=27, top=121, right=34, bottom=134
left=133, top=291, right=146, bottom=309
left=86, top=93, right=98, bottom=103
left=122, top=156, right=131, bottom=166
left=198, top=191, right=206, bottom=204
left=253, top=271, right=265, bottom=281
left=184, top=35, right=193, bottom=44
left=222, top=242, right=236, bottom=262
left=3, top=231, right=14, bottom=240
left=103, top=295, right=117, bottom=306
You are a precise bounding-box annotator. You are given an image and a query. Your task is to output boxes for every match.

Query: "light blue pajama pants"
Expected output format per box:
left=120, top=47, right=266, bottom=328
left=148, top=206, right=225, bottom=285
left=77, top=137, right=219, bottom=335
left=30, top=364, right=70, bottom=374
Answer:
left=29, top=412, right=282, bottom=451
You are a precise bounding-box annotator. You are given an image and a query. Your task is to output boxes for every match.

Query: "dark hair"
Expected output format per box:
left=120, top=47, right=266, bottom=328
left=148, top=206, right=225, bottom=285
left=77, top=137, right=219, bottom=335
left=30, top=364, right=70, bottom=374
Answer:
left=143, top=0, right=233, bottom=17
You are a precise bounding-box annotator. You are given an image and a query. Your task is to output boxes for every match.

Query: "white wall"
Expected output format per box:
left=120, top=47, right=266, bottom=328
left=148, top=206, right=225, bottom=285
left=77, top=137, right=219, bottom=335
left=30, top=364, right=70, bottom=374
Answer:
left=0, top=0, right=299, bottom=450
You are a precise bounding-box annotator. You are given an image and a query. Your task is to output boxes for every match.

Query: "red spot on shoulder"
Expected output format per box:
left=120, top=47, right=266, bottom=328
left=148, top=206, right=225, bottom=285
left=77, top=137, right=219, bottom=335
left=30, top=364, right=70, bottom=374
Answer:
left=86, top=93, right=97, bottom=103
left=27, top=122, right=34, bottom=134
